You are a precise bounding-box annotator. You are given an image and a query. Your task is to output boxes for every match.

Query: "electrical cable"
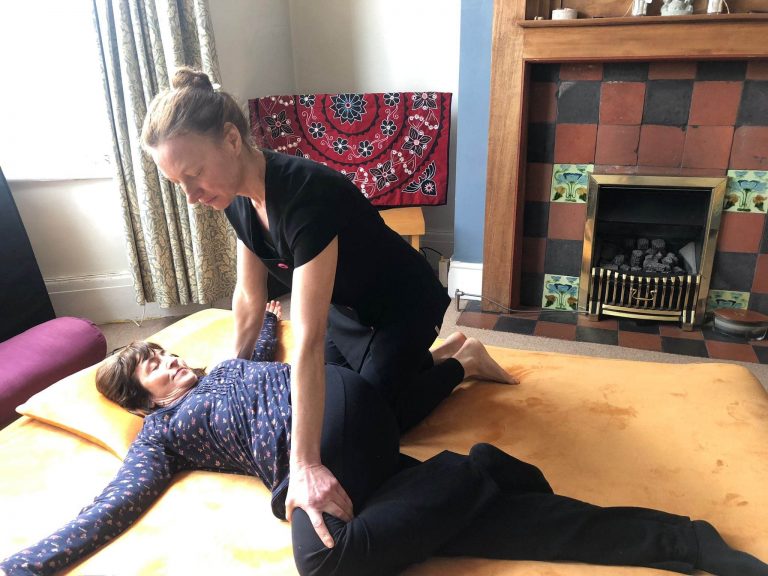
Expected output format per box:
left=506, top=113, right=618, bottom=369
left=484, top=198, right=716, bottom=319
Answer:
left=420, top=246, right=444, bottom=258
left=454, top=290, right=538, bottom=314
left=454, top=289, right=587, bottom=316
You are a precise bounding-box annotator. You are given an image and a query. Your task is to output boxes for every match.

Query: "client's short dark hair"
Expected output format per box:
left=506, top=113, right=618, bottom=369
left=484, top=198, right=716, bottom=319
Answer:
left=95, top=341, right=205, bottom=416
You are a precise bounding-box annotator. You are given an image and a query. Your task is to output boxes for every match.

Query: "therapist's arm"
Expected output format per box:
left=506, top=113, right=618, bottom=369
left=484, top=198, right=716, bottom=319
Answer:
left=285, top=236, right=353, bottom=548
left=233, top=239, right=269, bottom=359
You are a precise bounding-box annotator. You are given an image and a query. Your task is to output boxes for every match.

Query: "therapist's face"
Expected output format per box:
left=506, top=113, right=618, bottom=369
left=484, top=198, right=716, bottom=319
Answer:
left=150, top=123, right=242, bottom=210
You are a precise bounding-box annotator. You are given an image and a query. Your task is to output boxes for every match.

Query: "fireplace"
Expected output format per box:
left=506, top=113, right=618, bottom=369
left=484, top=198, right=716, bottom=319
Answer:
left=481, top=3, right=768, bottom=317
left=578, top=175, right=726, bottom=329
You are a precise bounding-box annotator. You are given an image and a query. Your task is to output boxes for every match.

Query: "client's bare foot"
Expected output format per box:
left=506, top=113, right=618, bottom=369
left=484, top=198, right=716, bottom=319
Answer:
left=431, top=331, right=467, bottom=363
left=453, top=338, right=518, bottom=384
left=266, top=300, right=282, bottom=320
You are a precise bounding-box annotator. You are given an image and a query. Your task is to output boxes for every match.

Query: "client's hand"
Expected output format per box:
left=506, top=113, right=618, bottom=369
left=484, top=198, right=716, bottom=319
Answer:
left=286, top=462, right=354, bottom=548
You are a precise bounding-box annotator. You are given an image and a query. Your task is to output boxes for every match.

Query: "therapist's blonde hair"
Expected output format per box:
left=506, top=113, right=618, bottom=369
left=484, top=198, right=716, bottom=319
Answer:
left=141, top=67, right=253, bottom=151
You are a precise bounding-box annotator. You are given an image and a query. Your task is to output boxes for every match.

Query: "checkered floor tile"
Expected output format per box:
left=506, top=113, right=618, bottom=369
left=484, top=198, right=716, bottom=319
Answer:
left=457, top=301, right=768, bottom=364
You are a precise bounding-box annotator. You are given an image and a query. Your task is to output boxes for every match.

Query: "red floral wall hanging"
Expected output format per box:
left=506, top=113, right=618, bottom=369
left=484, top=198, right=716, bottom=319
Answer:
left=249, top=92, right=452, bottom=207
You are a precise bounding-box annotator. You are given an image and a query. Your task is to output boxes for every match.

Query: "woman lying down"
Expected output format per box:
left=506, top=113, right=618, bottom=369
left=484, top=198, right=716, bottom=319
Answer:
left=2, top=302, right=766, bottom=576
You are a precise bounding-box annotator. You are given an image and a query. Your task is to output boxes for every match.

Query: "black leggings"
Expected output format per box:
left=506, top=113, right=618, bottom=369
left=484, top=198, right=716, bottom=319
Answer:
left=291, top=367, right=700, bottom=576
left=325, top=305, right=464, bottom=432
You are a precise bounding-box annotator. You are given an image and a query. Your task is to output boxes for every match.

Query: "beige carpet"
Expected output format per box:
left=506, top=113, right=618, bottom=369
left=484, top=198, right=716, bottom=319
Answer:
left=98, top=295, right=768, bottom=391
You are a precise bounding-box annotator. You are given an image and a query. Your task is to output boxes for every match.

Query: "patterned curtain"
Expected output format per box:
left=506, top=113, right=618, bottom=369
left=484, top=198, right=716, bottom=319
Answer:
left=92, top=0, right=236, bottom=308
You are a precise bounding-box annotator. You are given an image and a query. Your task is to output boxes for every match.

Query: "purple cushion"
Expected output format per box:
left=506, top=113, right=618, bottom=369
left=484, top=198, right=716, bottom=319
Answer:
left=0, top=317, right=106, bottom=428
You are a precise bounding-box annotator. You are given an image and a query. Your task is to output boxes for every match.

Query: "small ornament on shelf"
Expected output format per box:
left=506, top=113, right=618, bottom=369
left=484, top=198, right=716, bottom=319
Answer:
left=707, top=0, right=726, bottom=14
left=660, top=0, right=693, bottom=15
left=631, top=0, right=653, bottom=17
left=552, top=7, right=577, bottom=18
left=552, top=0, right=578, bottom=19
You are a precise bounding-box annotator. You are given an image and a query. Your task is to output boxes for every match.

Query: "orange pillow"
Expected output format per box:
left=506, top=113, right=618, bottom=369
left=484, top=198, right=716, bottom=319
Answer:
left=17, top=309, right=292, bottom=459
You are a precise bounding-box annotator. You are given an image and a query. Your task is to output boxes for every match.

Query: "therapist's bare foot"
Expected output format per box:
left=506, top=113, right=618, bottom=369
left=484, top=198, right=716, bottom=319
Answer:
left=266, top=300, right=282, bottom=320
left=453, top=338, right=518, bottom=385
left=431, top=331, right=467, bottom=363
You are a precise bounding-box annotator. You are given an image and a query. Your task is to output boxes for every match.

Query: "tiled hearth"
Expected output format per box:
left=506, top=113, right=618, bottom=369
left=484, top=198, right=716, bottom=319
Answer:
left=456, top=302, right=768, bottom=364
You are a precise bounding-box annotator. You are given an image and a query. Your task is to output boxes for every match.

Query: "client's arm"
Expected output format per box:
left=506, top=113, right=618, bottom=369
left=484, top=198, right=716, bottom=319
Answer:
left=0, top=432, right=178, bottom=576
left=250, top=303, right=280, bottom=363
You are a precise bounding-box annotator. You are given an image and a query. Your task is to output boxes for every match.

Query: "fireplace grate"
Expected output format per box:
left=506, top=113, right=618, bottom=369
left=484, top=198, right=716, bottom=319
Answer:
left=587, top=267, right=701, bottom=327
left=578, top=174, right=726, bottom=330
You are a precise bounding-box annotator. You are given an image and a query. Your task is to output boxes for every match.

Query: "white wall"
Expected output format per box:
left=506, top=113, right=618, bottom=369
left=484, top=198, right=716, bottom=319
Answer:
left=288, top=0, right=460, bottom=94
left=209, top=0, right=296, bottom=103
left=12, top=0, right=459, bottom=323
left=287, top=0, right=461, bottom=258
left=12, top=178, right=213, bottom=323
left=12, top=179, right=128, bottom=280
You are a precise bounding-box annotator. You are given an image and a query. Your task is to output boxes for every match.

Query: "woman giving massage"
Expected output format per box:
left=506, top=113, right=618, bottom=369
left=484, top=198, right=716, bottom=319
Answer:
left=1, top=302, right=766, bottom=576
left=139, top=67, right=516, bottom=546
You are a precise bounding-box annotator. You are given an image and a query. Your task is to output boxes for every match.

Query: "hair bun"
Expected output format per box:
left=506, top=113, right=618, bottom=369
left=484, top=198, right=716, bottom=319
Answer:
left=172, top=67, right=214, bottom=91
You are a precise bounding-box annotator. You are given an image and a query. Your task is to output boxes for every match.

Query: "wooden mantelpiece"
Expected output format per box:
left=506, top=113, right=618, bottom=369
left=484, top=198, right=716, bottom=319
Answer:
left=482, top=0, right=768, bottom=311
left=518, top=13, right=768, bottom=28
left=520, top=16, right=768, bottom=61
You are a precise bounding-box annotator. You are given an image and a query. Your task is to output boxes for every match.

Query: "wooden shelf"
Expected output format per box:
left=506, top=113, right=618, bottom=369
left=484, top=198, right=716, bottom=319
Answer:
left=518, top=12, right=768, bottom=61
left=519, top=12, right=768, bottom=27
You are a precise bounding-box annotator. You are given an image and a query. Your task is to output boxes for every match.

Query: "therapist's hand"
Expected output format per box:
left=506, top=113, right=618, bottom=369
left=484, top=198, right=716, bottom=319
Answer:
left=286, top=462, right=354, bottom=548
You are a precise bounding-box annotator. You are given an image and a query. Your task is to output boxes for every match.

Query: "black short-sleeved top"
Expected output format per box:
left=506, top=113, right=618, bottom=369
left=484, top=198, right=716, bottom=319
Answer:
left=225, top=149, right=449, bottom=327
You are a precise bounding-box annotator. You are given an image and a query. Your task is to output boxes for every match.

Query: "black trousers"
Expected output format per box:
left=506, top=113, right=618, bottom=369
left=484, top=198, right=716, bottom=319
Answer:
left=325, top=303, right=463, bottom=432
left=291, top=367, right=700, bottom=576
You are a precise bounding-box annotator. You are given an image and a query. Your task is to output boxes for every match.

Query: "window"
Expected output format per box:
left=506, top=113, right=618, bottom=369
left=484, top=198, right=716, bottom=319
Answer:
left=0, top=1, right=113, bottom=180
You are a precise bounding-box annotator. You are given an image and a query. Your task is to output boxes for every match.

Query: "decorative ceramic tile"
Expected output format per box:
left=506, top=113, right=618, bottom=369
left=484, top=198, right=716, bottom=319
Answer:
left=725, top=170, right=768, bottom=213
left=551, top=164, right=594, bottom=203
left=542, top=273, right=580, bottom=311
left=706, top=289, right=750, bottom=312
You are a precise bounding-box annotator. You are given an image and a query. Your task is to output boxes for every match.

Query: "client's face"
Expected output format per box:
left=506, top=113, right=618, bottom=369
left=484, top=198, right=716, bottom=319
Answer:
left=134, top=350, right=198, bottom=404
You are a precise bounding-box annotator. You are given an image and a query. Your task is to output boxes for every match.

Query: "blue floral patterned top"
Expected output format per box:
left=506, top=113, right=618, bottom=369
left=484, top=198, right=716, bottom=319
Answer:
left=1, top=313, right=290, bottom=576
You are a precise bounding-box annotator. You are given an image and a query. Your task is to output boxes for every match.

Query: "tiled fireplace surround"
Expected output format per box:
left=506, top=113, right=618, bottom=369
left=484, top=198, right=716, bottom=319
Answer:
left=519, top=60, right=768, bottom=321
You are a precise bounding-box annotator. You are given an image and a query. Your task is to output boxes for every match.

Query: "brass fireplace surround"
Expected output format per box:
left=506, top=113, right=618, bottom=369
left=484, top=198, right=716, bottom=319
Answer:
left=578, top=175, right=726, bottom=329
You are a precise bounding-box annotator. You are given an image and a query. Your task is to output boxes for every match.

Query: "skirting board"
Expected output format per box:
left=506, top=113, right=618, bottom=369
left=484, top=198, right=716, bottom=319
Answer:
left=447, top=260, right=483, bottom=301
left=45, top=273, right=227, bottom=324
left=47, top=245, right=462, bottom=324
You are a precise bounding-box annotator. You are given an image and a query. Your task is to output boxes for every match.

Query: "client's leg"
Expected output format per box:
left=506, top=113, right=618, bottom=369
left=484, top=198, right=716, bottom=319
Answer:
left=443, top=445, right=768, bottom=576
left=438, top=491, right=700, bottom=574
left=315, top=366, right=401, bottom=508
left=293, top=369, right=500, bottom=576
left=693, top=521, right=768, bottom=576
left=292, top=450, right=499, bottom=576
left=293, top=438, right=768, bottom=576
left=439, top=492, right=768, bottom=576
